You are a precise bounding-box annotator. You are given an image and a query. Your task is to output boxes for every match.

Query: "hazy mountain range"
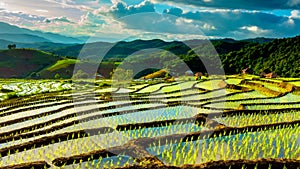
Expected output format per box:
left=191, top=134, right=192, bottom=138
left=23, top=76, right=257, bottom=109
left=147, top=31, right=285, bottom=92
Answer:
left=0, top=21, right=298, bottom=78
left=0, top=21, right=275, bottom=50
left=0, top=22, right=86, bottom=46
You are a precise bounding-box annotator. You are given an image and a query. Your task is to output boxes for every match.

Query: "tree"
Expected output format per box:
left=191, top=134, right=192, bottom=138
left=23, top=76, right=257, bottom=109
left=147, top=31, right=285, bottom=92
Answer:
left=72, top=70, right=89, bottom=79
left=111, top=68, right=133, bottom=82
left=54, top=73, right=61, bottom=79
left=8, top=44, right=16, bottom=49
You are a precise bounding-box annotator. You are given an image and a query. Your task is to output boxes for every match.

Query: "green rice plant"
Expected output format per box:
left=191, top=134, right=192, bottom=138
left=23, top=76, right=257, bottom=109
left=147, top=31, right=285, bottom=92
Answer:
left=289, top=81, right=300, bottom=87
left=121, top=121, right=205, bottom=139
left=136, top=82, right=179, bottom=93
left=159, top=81, right=197, bottom=93
left=148, top=125, right=299, bottom=166
left=194, top=80, right=226, bottom=90
left=249, top=104, right=300, bottom=110
left=216, top=111, right=300, bottom=127
left=225, top=78, right=243, bottom=85
left=220, top=91, right=267, bottom=101
left=249, top=81, right=288, bottom=93
left=205, top=93, right=300, bottom=109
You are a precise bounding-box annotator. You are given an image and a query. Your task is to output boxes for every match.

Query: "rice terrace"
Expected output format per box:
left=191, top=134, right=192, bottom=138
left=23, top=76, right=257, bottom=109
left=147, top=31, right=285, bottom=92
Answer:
left=0, top=73, right=299, bottom=169
left=0, top=0, right=300, bottom=168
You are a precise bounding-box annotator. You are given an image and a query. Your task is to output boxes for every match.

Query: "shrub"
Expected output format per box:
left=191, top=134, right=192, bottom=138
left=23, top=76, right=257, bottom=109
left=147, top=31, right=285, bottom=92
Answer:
left=54, top=73, right=61, bottom=79
left=72, top=70, right=89, bottom=79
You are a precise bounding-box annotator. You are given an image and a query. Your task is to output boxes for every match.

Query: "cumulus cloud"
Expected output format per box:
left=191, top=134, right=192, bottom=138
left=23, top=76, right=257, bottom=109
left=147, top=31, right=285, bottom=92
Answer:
left=162, top=7, right=300, bottom=38
left=44, top=16, right=73, bottom=23
left=0, top=10, right=47, bottom=26
left=240, top=26, right=269, bottom=34
left=84, top=0, right=300, bottom=40
left=35, top=9, right=49, bottom=13
left=105, top=0, right=155, bottom=18
left=116, top=12, right=206, bottom=35
left=285, top=10, right=300, bottom=26
left=153, top=0, right=300, bottom=10
left=287, top=0, right=300, bottom=7
left=79, top=12, right=106, bottom=25
left=203, top=23, right=216, bottom=30
left=291, top=10, right=300, bottom=18
left=1, top=0, right=299, bottom=41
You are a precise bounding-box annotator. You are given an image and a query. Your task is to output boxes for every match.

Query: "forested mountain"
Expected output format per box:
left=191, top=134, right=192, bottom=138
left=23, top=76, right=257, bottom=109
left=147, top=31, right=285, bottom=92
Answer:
left=0, top=36, right=298, bottom=78
left=105, top=36, right=299, bottom=77
left=221, top=36, right=300, bottom=77
left=0, top=49, right=59, bottom=78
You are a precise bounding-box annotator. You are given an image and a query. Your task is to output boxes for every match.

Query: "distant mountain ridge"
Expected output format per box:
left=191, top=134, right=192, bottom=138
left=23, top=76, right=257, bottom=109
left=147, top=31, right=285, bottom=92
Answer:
left=0, top=22, right=84, bottom=44
left=0, top=22, right=298, bottom=78
left=47, top=38, right=255, bottom=60
left=0, top=33, right=51, bottom=43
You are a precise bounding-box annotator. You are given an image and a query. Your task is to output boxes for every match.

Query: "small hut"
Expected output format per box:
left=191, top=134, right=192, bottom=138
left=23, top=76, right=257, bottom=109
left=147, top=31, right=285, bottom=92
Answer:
left=195, top=72, right=203, bottom=80
left=241, top=67, right=253, bottom=74
left=265, top=72, right=278, bottom=78
left=260, top=72, right=278, bottom=78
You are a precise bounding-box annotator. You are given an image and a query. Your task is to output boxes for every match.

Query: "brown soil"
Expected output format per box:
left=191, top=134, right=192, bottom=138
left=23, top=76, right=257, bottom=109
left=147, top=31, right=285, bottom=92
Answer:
left=115, top=158, right=300, bottom=169
left=239, top=80, right=284, bottom=97
left=51, top=120, right=300, bottom=166
left=0, top=91, right=71, bottom=109
left=0, top=161, right=51, bottom=169
left=0, top=100, right=156, bottom=138
left=226, top=84, right=251, bottom=91
left=116, top=115, right=208, bottom=131
left=294, top=86, right=300, bottom=91
left=0, top=127, right=113, bottom=157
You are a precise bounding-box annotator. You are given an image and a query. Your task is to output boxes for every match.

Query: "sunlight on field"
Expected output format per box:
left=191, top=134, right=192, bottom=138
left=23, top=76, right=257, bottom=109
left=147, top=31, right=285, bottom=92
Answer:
left=0, top=75, right=299, bottom=168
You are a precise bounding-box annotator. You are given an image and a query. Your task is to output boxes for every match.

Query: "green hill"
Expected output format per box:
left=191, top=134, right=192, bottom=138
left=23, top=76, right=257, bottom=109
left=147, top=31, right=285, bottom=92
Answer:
left=38, top=59, right=79, bottom=79
left=0, top=49, right=59, bottom=78
left=0, top=48, right=119, bottom=79
left=221, top=36, right=300, bottom=77
left=0, top=36, right=298, bottom=79
left=39, top=59, right=117, bottom=79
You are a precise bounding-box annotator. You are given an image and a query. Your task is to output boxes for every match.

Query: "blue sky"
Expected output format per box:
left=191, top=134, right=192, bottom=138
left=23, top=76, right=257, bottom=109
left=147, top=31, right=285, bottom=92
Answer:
left=0, top=0, right=300, bottom=41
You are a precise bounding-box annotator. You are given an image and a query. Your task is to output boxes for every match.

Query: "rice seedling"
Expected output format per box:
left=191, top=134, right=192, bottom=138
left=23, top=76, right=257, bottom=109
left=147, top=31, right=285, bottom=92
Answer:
left=216, top=111, right=300, bottom=127
left=0, top=77, right=299, bottom=168
left=148, top=125, right=300, bottom=165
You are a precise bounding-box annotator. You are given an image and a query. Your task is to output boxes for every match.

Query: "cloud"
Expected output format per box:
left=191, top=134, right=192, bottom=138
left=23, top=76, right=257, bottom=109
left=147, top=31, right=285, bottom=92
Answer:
left=92, top=1, right=205, bottom=36
left=285, top=10, right=300, bottom=25
left=0, top=10, right=47, bottom=25
left=116, top=12, right=205, bottom=35
left=203, top=23, right=216, bottom=30
left=44, top=16, right=73, bottom=23
left=79, top=12, right=106, bottom=25
left=287, top=0, right=300, bottom=7
left=35, top=9, right=49, bottom=13
left=291, top=10, right=300, bottom=18
left=162, top=7, right=300, bottom=38
left=240, top=26, right=269, bottom=34
left=0, top=0, right=299, bottom=41
left=152, top=0, right=300, bottom=10
left=0, top=2, right=5, bottom=7
left=106, top=0, right=155, bottom=18
left=86, top=1, right=300, bottom=40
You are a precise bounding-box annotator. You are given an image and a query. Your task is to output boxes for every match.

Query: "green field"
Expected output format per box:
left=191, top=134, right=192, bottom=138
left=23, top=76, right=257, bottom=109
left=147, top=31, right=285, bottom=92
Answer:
left=47, top=59, right=79, bottom=72
left=0, top=75, right=299, bottom=168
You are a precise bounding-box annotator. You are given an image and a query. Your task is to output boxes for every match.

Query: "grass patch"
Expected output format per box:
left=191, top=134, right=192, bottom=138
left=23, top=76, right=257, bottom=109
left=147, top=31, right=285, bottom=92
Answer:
left=47, top=59, right=79, bottom=72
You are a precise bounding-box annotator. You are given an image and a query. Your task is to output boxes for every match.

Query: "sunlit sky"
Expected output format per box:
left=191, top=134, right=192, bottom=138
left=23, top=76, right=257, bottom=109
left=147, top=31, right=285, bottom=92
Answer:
left=0, top=0, right=300, bottom=41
